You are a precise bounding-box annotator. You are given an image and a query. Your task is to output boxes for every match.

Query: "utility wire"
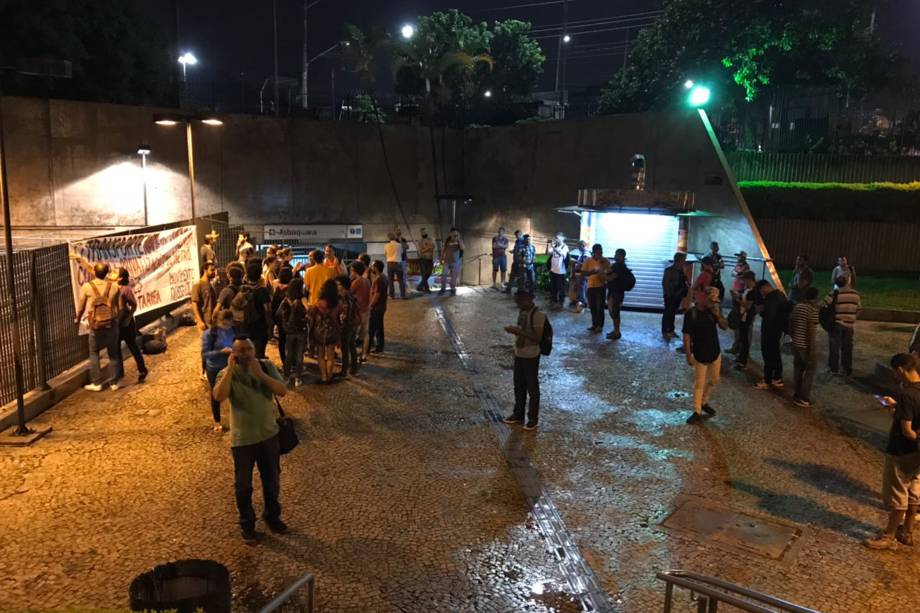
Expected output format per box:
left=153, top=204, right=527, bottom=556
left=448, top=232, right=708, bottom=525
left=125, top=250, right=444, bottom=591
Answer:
left=529, top=10, right=663, bottom=32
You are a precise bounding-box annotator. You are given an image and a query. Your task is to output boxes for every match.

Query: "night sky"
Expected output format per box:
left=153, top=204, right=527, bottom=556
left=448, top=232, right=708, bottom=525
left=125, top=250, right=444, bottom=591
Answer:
left=171, top=0, right=920, bottom=105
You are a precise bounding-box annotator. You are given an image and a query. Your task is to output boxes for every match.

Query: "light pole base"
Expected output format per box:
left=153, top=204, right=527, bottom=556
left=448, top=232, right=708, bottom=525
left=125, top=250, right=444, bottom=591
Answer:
left=0, top=425, right=52, bottom=446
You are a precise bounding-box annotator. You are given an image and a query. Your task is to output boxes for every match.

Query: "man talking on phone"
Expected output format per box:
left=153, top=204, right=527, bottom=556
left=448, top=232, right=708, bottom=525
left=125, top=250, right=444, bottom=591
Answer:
left=213, top=336, right=289, bottom=545
left=866, top=353, right=920, bottom=550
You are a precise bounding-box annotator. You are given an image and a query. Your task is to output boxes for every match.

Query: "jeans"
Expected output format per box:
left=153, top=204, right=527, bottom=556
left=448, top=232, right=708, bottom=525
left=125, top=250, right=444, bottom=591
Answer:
left=441, top=256, right=461, bottom=292
left=517, top=266, right=535, bottom=294
left=277, top=327, right=286, bottom=367
left=793, top=345, right=817, bottom=402
left=119, top=319, right=147, bottom=376
left=369, top=308, right=385, bottom=350
left=512, top=356, right=541, bottom=423
left=231, top=435, right=281, bottom=532
left=506, top=262, right=520, bottom=293
left=206, top=367, right=222, bottom=423
left=828, top=324, right=854, bottom=375
left=387, top=261, right=407, bottom=298
left=88, top=327, right=123, bottom=385
left=284, top=333, right=306, bottom=379
left=549, top=272, right=567, bottom=303
left=572, top=274, right=587, bottom=306
left=587, top=287, right=606, bottom=329
left=692, top=355, right=721, bottom=413
left=736, top=319, right=753, bottom=366
left=662, top=295, right=682, bottom=334
left=761, top=326, right=784, bottom=383
left=340, top=327, right=358, bottom=373
left=418, top=258, right=434, bottom=292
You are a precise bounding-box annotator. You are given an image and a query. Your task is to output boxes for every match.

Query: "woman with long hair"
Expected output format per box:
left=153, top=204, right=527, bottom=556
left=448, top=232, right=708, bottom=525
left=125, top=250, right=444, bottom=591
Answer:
left=309, top=279, right=342, bottom=383
left=116, top=267, right=148, bottom=386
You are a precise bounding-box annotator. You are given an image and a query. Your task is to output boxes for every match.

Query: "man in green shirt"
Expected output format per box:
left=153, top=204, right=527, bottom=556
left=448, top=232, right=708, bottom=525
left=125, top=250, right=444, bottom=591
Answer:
left=213, top=336, right=289, bottom=544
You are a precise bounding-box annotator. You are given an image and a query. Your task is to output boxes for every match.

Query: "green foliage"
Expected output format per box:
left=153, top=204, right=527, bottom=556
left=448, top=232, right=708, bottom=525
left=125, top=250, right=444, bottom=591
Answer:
left=353, top=94, right=386, bottom=123
left=482, top=20, right=545, bottom=103
left=0, top=0, right=173, bottom=105
left=342, top=24, right=390, bottom=86
left=740, top=183, right=920, bottom=222
left=598, top=0, right=893, bottom=114
left=776, top=269, right=920, bottom=311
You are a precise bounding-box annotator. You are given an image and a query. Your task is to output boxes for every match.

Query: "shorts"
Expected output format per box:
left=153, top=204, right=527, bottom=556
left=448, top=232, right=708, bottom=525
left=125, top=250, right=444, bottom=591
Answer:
left=358, top=310, right=370, bottom=341
left=607, top=290, right=625, bottom=318
left=881, top=453, right=920, bottom=511
left=492, top=255, right=507, bottom=273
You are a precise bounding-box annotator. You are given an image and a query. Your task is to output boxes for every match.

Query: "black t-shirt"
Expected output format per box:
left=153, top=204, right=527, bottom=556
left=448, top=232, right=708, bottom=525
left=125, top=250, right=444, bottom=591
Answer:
left=761, top=290, right=787, bottom=330
left=886, top=383, right=920, bottom=456
left=682, top=307, right=721, bottom=363
left=607, top=261, right=630, bottom=293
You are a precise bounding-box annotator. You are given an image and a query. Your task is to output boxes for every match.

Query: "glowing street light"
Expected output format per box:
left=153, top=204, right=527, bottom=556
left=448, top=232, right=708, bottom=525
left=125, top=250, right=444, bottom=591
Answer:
left=563, top=34, right=571, bottom=43
left=688, top=85, right=711, bottom=107
left=684, top=79, right=694, bottom=89
left=178, top=51, right=198, bottom=81
left=401, top=24, right=415, bottom=39
left=484, top=89, right=492, bottom=99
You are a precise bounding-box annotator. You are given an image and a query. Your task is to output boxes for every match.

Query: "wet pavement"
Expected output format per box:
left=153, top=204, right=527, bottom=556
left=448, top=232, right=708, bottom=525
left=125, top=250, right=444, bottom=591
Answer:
left=1, top=286, right=918, bottom=612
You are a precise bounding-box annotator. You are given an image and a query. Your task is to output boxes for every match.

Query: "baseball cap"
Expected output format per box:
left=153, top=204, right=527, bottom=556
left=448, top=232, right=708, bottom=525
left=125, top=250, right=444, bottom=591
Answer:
left=734, top=250, right=748, bottom=258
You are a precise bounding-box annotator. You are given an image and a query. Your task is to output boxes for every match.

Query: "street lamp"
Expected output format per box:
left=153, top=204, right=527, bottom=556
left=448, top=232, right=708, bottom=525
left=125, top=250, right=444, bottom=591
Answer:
left=137, top=144, right=151, bottom=226
left=178, top=52, right=198, bottom=82
left=688, top=85, right=711, bottom=107
left=563, top=34, right=571, bottom=43
left=152, top=113, right=223, bottom=225
left=484, top=89, right=492, bottom=99
left=401, top=24, right=415, bottom=39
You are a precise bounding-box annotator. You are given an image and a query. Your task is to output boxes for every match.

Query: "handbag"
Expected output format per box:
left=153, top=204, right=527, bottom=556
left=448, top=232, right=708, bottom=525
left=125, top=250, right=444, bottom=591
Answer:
left=274, top=396, right=299, bottom=455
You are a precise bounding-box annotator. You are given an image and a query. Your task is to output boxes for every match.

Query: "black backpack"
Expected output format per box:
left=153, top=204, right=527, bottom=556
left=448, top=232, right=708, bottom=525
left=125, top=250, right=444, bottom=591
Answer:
left=529, top=308, right=553, bottom=356
left=622, top=267, right=637, bottom=292
left=231, top=283, right=260, bottom=327
left=819, top=291, right=838, bottom=333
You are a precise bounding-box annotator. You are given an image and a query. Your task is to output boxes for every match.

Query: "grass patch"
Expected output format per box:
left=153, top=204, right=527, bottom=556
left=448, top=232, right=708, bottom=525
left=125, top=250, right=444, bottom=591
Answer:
left=739, top=181, right=920, bottom=191
left=777, top=269, right=920, bottom=312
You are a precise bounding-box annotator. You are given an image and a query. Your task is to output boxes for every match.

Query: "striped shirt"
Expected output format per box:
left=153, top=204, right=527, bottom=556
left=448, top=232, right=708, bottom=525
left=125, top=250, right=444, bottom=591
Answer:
left=828, top=288, right=861, bottom=327
left=790, top=301, right=819, bottom=349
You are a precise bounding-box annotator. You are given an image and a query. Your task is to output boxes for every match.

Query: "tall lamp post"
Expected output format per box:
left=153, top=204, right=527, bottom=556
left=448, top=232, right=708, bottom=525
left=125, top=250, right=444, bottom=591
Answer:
left=137, top=145, right=151, bottom=226
left=153, top=113, right=223, bottom=226
left=178, top=51, right=198, bottom=82
left=305, top=40, right=349, bottom=113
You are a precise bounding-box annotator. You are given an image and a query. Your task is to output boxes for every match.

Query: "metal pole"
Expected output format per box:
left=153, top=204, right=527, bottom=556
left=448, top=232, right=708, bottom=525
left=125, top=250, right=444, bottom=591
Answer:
left=141, top=153, right=149, bottom=226
left=29, top=250, right=49, bottom=391
left=273, top=0, right=280, bottom=117
left=185, top=122, right=197, bottom=224
left=0, top=95, right=31, bottom=435
left=560, top=0, right=569, bottom=120
left=302, top=0, right=309, bottom=110
left=331, top=66, right=335, bottom=119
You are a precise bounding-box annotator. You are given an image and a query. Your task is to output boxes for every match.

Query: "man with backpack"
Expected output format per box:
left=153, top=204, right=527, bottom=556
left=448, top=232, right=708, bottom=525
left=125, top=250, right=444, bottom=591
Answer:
left=235, top=262, right=272, bottom=360
left=275, top=278, right=308, bottom=387
left=606, top=248, right=635, bottom=340
left=502, top=289, right=550, bottom=431
left=217, top=263, right=245, bottom=316
left=74, top=263, right=123, bottom=392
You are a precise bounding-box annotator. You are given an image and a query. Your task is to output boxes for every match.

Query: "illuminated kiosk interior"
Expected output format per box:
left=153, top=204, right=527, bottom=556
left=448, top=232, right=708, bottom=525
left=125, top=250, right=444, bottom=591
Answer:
left=558, top=188, right=713, bottom=310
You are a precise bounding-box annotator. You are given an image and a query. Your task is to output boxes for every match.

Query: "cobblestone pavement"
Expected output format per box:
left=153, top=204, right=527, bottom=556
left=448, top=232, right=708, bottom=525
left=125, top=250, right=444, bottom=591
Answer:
left=1, top=287, right=918, bottom=612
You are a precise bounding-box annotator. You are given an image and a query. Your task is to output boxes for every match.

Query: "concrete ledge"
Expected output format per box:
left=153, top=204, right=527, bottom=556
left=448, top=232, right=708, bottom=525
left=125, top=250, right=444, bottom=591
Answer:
left=860, top=308, right=920, bottom=324
left=0, top=304, right=193, bottom=433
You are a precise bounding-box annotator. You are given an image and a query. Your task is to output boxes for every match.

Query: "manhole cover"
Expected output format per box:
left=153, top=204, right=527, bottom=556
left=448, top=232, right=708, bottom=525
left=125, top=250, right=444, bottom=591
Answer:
left=662, top=499, right=802, bottom=560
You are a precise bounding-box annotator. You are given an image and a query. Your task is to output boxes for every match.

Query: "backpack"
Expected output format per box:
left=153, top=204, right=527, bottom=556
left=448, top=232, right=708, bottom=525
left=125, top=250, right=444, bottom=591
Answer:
left=281, top=298, right=308, bottom=335
left=343, top=294, right=362, bottom=328
left=89, top=281, right=116, bottom=331
left=530, top=308, right=553, bottom=356
left=622, top=267, right=637, bottom=292
left=819, top=291, right=838, bottom=333
left=230, top=283, right=259, bottom=327
left=311, top=306, right=340, bottom=345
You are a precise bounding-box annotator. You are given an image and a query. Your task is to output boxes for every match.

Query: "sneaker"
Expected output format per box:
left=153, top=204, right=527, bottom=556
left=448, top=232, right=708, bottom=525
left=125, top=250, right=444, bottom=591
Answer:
left=793, top=398, right=813, bottom=408
left=502, top=415, right=524, bottom=425
left=771, top=380, right=785, bottom=389
left=606, top=331, right=622, bottom=340
left=109, top=383, right=120, bottom=391
left=200, top=371, right=208, bottom=382
left=686, top=413, right=704, bottom=425
left=213, top=423, right=224, bottom=433
left=241, top=529, right=259, bottom=545
left=83, top=383, right=104, bottom=392
left=138, top=371, right=148, bottom=384
left=896, top=526, right=914, bottom=546
left=865, top=533, right=898, bottom=550
left=753, top=381, right=772, bottom=390
left=701, top=404, right=716, bottom=417
left=266, top=519, right=289, bottom=534
left=450, top=289, right=457, bottom=296
left=523, top=420, right=539, bottom=431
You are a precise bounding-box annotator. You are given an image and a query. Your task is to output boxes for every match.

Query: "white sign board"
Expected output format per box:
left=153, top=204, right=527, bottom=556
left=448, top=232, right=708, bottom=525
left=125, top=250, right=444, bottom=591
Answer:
left=263, top=224, right=364, bottom=243
left=69, top=226, right=199, bottom=334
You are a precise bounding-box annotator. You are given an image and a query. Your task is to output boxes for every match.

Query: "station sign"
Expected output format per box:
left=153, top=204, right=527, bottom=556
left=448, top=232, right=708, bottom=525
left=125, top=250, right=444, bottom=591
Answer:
left=263, top=224, right=364, bottom=243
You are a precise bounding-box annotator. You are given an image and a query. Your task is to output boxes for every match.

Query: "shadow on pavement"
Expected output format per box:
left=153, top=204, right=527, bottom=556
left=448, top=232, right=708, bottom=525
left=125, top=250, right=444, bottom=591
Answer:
left=765, top=459, right=882, bottom=510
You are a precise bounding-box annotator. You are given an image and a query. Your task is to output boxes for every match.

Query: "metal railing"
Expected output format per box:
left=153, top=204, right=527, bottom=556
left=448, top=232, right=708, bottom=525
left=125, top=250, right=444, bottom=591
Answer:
left=658, top=571, right=821, bottom=613
left=258, top=573, right=315, bottom=613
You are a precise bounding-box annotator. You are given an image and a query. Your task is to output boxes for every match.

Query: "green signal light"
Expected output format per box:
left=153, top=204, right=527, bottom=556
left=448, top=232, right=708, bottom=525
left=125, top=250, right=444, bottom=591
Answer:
left=688, top=85, right=711, bottom=107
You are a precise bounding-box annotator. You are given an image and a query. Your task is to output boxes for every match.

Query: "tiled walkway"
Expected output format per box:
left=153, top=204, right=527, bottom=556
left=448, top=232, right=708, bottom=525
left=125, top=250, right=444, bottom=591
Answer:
left=1, top=287, right=917, bottom=612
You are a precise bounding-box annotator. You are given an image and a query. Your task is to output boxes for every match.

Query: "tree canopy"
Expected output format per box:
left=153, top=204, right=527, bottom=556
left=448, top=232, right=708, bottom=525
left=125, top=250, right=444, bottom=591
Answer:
left=598, top=0, right=896, bottom=115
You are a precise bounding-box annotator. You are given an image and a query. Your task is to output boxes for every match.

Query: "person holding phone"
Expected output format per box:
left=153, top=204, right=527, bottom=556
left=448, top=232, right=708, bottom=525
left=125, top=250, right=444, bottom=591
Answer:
left=866, top=353, right=920, bottom=550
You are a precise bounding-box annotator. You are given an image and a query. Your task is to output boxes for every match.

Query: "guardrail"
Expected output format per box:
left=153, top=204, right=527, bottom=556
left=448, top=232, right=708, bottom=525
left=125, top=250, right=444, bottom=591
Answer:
left=657, top=571, right=820, bottom=613
left=258, top=573, right=315, bottom=613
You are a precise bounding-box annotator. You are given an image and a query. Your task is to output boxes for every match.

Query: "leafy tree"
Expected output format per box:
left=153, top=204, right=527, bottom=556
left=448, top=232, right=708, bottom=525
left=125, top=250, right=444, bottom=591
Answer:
left=598, top=0, right=893, bottom=115
left=0, top=0, right=173, bottom=105
left=480, top=20, right=545, bottom=104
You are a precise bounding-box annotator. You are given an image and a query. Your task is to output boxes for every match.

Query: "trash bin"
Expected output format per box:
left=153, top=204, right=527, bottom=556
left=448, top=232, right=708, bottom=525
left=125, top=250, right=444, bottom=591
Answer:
left=129, top=559, right=231, bottom=613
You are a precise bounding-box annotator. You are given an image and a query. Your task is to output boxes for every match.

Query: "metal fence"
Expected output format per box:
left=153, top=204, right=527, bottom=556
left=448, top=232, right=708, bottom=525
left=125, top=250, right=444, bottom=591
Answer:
left=727, top=151, right=920, bottom=183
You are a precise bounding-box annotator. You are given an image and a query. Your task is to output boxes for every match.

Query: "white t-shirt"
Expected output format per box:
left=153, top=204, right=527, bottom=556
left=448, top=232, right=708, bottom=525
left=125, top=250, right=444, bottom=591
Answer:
left=548, top=244, right=569, bottom=275
left=384, top=240, right=403, bottom=263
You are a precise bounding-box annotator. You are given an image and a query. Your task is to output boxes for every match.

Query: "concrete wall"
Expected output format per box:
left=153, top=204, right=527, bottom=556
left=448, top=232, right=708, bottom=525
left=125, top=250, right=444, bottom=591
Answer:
left=4, top=96, right=769, bottom=284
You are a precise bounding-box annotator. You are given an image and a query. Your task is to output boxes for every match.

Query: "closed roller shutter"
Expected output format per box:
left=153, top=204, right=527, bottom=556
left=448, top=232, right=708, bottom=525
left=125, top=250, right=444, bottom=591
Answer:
left=580, top=212, right=679, bottom=309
